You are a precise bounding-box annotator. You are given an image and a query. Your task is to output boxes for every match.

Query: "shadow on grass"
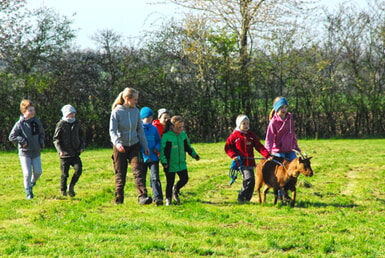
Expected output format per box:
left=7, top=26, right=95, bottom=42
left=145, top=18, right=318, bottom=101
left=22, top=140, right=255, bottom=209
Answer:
left=295, top=201, right=359, bottom=208
left=197, top=198, right=359, bottom=209
left=178, top=190, right=361, bottom=209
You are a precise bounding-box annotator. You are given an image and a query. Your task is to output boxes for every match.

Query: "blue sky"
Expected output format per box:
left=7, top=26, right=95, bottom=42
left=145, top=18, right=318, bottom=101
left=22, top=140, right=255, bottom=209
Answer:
left=26, top=0, right=365, bottom=49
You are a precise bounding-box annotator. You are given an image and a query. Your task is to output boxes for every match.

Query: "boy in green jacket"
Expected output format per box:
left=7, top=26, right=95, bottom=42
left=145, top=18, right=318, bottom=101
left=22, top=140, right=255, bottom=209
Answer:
left=160, top=115, right=200, bottom=206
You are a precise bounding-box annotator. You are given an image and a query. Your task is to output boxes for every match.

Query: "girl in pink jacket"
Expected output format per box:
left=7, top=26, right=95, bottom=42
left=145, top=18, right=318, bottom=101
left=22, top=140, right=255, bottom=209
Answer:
left=265, top=97, right=300, bottom=162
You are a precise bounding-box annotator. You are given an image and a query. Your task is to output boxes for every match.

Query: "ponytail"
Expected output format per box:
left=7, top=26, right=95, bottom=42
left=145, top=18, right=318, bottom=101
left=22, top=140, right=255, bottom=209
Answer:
left=269, top=109, right=275, bottom=120
left=111, top=92, right=124, bottom=111
left=163, top=120, right=173, bottom=134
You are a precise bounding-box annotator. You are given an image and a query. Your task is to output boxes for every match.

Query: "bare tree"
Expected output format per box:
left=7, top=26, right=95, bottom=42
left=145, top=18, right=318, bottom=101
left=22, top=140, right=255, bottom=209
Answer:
left=168, top=0, right=316, bottom=114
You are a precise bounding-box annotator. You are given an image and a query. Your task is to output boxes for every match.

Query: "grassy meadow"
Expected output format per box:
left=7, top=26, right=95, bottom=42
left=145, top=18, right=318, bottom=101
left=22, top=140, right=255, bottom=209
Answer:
left=1, top=139, right=385, bottom=257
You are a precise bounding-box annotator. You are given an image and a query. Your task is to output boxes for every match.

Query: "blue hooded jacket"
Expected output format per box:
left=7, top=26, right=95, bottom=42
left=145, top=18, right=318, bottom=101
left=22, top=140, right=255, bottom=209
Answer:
left=141, top=123, right=161, bottom=162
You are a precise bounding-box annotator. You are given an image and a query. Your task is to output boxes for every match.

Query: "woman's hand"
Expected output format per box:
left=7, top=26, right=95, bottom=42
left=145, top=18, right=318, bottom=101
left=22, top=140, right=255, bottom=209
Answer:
left=116, top=144, right=125, bottom=153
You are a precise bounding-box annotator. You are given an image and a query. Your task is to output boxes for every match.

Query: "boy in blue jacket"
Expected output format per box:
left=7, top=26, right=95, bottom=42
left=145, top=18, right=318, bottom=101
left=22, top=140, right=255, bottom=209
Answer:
left=140, top=107, right=163, bottom=206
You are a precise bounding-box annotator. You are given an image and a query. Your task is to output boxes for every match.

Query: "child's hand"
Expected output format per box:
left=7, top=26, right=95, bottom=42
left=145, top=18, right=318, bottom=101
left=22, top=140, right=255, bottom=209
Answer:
left=233, top=157, right=240, bottom=162
left=162, top=163, right=169, bottom=173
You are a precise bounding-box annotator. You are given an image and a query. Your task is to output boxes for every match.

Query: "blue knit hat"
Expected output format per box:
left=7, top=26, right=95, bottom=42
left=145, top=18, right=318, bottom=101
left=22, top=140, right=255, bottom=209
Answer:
left=273, top=97, right=289, bottom=112
left=140, top=107, right=154, bottom=119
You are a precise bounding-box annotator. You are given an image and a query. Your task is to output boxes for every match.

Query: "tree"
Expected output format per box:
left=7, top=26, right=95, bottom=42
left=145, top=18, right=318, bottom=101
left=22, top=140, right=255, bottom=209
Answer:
left=168, top=0, right=316, bottom=114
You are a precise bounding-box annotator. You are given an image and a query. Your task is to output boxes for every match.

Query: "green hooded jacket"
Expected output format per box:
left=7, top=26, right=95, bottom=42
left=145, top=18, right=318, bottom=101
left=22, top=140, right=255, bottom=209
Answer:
left=160, top=130, right=198, bottom=173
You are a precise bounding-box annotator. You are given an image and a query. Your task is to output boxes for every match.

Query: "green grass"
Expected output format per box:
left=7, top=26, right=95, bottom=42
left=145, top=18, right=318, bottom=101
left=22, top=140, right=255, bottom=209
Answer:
left=1, top=139, right=385, bottom=257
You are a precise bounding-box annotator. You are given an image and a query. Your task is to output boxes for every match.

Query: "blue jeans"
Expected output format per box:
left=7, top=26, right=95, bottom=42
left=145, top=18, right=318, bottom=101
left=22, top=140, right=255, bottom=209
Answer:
left=273, top=151, right=297, bottom=162
left=143, top=161, right=163, bottom=201
left=19, top=155, right=42, bottom=190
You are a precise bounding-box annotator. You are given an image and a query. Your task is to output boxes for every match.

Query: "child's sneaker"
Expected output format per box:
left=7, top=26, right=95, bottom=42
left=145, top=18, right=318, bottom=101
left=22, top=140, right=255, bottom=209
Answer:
left=26, top=188, right=33, bottom=199
left=172, top=185, right=180, bottom=204
left=68, top=185, right=76, bottom=197
left=154, top=199, right=163, bottom=206
left=165, top=198, right=172, bottom=206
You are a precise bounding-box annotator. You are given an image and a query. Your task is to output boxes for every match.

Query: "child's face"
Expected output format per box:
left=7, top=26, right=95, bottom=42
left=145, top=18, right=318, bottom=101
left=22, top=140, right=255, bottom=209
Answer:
left=143, top=116, right=153, bottom=124
left=67, top=113, right=76, bottom=119
left=24, top=107, right=35, bottom=119
left=239, top=119, right=249, bottom=131
left=172, top=122, right=184, bottom=135
left=277, top=105, right=288, bottom=118
left=159, top=113, right=170, bottom=125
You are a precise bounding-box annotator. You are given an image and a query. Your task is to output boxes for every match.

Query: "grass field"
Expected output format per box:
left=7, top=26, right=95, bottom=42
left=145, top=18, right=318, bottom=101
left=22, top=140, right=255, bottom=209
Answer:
left=1, top=139, right=384, bottom=257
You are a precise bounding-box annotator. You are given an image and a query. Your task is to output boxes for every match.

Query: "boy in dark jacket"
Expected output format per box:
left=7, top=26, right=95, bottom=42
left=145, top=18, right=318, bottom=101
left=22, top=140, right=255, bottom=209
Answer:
left=53, top=104, right=85, bottom=197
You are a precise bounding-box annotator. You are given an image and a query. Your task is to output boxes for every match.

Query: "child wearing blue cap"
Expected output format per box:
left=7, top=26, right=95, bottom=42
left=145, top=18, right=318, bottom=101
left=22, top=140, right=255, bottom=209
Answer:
left=140, top=107, right=163, bottom=205
left=265, top=97, right=301, bottom=161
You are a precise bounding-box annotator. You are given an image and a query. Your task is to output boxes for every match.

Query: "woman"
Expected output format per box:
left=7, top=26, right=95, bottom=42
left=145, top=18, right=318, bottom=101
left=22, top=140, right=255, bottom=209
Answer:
left=109, top=87, right=151, bottom=205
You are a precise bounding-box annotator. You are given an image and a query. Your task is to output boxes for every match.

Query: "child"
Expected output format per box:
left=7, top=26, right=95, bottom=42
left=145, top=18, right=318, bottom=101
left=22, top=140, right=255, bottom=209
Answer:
left=152, top=108, right=170, bottom=138
left=109, top=87, right=151, bottom=205
left=160, top=115, right=200, bottom=206
left=264, top=97, right=301, bottom=201
left=140, top=107, right=163, bottom=206
left=53, top=104, right=85, bottom=197
left=265, top=97, right=300, bottom=162
left=9, top=99, right=45, bottom=199
left=224, top=115, right=270, bottom=203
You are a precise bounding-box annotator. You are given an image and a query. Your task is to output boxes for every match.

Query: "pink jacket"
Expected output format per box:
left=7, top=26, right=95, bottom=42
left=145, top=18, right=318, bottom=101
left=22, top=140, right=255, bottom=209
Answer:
left=265, top=112, right=300, bottom=154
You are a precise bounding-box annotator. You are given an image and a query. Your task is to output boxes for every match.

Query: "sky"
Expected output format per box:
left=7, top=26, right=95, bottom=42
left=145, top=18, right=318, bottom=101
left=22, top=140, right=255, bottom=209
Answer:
left=25, top=0, right=367, bottom=49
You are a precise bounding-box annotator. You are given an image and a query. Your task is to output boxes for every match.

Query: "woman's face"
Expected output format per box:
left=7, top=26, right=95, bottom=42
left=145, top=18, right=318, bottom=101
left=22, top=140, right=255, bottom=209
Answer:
left=125, top=93, right=138, bottom=108
left=172, top=122, right=184, bottom=135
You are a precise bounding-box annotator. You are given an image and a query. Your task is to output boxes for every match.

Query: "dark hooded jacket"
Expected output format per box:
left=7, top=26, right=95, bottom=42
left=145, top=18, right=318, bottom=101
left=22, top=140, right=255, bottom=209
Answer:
left=53, top=119, right=85, bottom=158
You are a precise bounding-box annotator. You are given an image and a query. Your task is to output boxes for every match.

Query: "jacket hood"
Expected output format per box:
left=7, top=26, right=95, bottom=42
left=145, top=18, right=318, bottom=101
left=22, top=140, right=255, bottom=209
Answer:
left=143, top=123, right=153, bottom=129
